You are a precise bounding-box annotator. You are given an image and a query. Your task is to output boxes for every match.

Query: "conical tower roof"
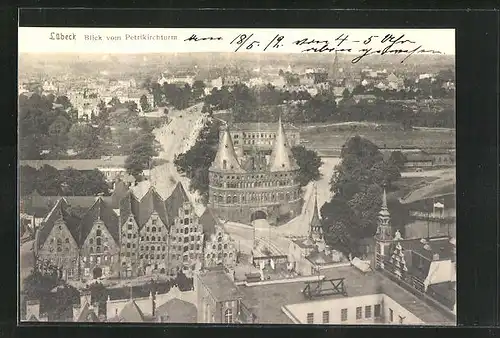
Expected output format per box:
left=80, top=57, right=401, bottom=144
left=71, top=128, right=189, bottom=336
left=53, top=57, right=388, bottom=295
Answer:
left=210, top=124, right=245, bottom=173
left=269, top=116, right=299, bottom=172
left=310, top=186, right=322, bottom=234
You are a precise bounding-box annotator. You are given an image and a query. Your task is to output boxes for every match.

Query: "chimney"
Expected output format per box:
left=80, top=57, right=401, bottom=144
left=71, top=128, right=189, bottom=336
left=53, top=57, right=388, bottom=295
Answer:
left=26, top=300, right=40, bottom=320
left=80, top=290, right=92, bottom=307
left=423, top=244, right=432, bottom=251
left=432, top=253, right=440, bottom=261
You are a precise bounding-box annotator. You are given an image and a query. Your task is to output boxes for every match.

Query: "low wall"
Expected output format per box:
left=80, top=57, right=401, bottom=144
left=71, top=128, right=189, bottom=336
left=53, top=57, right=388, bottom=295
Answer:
left=244, top=275, right=325, bottom=287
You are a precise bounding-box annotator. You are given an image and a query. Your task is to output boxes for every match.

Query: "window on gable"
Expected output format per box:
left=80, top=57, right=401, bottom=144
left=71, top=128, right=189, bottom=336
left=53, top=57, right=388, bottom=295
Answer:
left=96, top=230, right=102, bottom=237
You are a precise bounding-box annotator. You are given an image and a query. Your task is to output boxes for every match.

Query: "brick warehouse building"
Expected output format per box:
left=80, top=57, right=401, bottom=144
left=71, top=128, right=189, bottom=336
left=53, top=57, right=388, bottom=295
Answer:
left=33, top=182, right=237, bottom=281
left=208, top=117, right=303, bottom=225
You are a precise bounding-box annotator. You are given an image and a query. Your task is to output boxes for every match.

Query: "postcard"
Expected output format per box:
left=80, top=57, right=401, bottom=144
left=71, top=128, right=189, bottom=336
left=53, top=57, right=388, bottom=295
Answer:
left=18, top=27, right=456, bottom=325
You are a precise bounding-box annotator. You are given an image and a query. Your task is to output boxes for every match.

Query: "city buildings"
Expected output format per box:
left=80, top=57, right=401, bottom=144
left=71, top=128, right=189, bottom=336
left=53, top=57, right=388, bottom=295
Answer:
left=208, top=118, right=302, bottom=225
left=374, top=189, right=456, bottom=314
left=20, top=156, right=132, bottom=183
left=33, top=182, right=238, bottom=281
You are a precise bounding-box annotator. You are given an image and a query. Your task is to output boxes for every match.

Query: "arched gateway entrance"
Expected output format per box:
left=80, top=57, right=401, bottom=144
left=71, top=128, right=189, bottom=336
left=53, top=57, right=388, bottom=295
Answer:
left=93, top=267, right=103, bottom=279
left=250, top=210, right=267, bottom=223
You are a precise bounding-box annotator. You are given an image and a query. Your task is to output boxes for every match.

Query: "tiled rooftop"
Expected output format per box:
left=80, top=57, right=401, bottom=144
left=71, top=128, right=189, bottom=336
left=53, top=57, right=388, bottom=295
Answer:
left=199, top=269, right=244, bottom=302
left=239, top=265, right=454, bottom=325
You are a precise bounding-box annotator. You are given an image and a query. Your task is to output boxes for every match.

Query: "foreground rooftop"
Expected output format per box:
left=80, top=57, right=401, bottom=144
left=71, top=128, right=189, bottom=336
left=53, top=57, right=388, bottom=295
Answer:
left=238, top=265, right=454, bottom=325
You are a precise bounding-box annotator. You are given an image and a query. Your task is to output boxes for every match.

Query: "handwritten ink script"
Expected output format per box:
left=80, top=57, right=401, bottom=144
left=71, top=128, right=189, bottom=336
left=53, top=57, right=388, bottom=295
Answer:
left=293, top=33, right=443, bottom=63
left=183, top=32, right=443, bottom=63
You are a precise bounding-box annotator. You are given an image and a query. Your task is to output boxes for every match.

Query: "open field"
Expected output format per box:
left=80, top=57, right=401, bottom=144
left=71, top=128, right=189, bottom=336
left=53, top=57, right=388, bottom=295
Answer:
left=300, top=124, right=455, bottom=150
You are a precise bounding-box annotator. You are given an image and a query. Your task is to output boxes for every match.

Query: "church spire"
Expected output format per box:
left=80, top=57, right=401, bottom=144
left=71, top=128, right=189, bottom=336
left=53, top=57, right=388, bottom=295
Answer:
left=269, top=115, right=299, bottom=172
left=309, top=184, right=323, bottom=241
left=210, top=124, right=245, bottom=173
left=375, top=187, right=392, bottom=241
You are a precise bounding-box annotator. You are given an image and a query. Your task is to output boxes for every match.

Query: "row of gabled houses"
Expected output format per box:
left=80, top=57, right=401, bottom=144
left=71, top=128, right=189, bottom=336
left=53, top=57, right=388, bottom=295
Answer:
left=26, top=181, right=237, bottom=282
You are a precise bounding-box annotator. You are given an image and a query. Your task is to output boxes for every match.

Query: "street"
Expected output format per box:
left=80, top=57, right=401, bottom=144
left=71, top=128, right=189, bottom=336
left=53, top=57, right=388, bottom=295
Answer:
left=134, top=103, right=207, bottom=215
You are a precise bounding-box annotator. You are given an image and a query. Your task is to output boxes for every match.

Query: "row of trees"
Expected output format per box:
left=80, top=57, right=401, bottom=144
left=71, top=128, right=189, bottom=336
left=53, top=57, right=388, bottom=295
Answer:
left=20, top=165, right=110, bottom=196
left=20, top=93, right=77, bottom=159
left=143, top=79, right=206, bottom=110
left=320, top=136, right=403, bottom=255
left=22, top=264, right=194, bottom=320
left=87, top=271, right=193, bottom=316
left=174, top=118, right=323, bottom=204
left=22, top=264, right=80, bottom=321
left=200, top=83, right=454, bottom=128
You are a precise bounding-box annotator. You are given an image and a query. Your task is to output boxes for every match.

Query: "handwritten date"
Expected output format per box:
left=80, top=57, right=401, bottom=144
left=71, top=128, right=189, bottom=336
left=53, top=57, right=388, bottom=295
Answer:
left=230, top=33, right=285, bottom=52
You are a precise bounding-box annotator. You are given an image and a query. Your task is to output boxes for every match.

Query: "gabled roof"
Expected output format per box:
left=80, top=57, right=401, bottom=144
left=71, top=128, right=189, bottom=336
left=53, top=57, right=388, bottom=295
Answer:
left=137, top=187, right=169, bottom=229
left=155, top=298, right=197, bottom=323
left=118, top=300, right=145, bottom=322
left=165, top=183, right=190, bottom=222
left=76, top=303, right=99, bottom=322
left=400, top=176, right=455, bottom=205
left=27, top=314, right=39, bottom=321
left=268, top=116, right=299, bottom=172
left=118, top=191, right=140, bottom=226
left=37, top=198, right=80, bottom=249
left=199, top=207, right=218, bottom=236
left=111, top=180, right=130, bottom=208
left=79, top=197, right=120, bottom=246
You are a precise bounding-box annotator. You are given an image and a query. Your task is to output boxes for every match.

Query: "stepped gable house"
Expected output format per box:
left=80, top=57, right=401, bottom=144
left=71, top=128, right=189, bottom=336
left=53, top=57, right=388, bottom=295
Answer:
left=34, top=182, right=214, bottom=281
left=208, top=117, right=303, bottom=225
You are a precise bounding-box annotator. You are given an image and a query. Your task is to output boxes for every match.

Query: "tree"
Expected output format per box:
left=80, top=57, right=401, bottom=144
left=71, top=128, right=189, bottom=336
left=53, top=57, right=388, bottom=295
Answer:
left=192, top=80, right=206, bottom=100
left=108, top=97, right=121, bottom=107
left=291, top=146, right=323, bottom=186
left=55, top=96, right=72, bottom=110
left=60, top=168, right=110, bottom=196
left=20, top=165, right=38, bottom=196
left=174, top=119, right=220, bottom=202
left=67, top=124, right=101, bottom=156
left=342, top=88, right=351, bottom=99
left=23, top=269, right=58, bottom=302
left=139, top=95, right=151, bottom=112
left=322, top=135, right=401, bottom=255
left=125, top=134, right=158, bottom=178
left=388, top=151, right=407, bottom=170
left=88, top=282, right=108, bottom=315
left=34, top=165, right=62, bottom=195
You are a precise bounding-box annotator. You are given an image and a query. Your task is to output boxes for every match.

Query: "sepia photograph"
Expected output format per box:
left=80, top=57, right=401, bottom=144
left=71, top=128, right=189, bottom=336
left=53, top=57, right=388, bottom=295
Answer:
left=18, top=27, right=456, bottom=325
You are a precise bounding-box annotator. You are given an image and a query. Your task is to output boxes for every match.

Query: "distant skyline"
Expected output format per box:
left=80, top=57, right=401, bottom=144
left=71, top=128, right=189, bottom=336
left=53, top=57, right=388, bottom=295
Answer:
left=19, top=28, right=455, bottom=56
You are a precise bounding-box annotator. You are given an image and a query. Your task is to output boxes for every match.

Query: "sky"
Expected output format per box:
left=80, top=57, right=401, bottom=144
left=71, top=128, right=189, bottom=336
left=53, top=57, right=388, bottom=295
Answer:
left=18, top=28, right=455, bottom=56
